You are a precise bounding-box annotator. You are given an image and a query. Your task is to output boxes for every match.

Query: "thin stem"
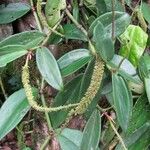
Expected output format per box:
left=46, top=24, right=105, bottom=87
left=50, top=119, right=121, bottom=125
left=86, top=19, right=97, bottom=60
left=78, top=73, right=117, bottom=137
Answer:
left=30, top=0, right=42, bottom=32
left=65, top=8, right=97, bottom=55
left=65, top=8, right=88, bottom=37
left=106, top=113, right=127, bottom=150
left=41, top=13, right=65, bottom=46
left=40, top=136, right=51, bottom=150
left=37, top=0, right=64, bottom=37
left=0, top=76, right=7, bottom=99
left=121, top=0, right=125, bottom=11
left=40, top=79, right=52, bottom=131
left=111, top=0, right=115, bottom=41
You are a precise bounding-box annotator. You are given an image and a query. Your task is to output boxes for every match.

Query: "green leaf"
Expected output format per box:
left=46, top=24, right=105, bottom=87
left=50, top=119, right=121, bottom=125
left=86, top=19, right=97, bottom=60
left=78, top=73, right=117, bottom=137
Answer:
left=63, top=24, right=87, bottom=41
left=0, top=3, right=30, bottom=24
left=126, top=95, right=150, bottom=135
left=45, top=0, right=66, bottom=27
left=58, top=49, right=92, bottom=77
left=50, top=75, right=82, bottom=129
left=0, top=88, right=38, bottom=140
left=0, top=45, right=28, bottom=67
left=89, top=11, right=130, bottom=38
left=116, top=95, right=150, bottom=149
left=96, top=0, right=107, bottom=15
left=119, top=25, right=148, bottom=66
left=112, top=74, right=132, bottom=132
left=108, top=54, right=142, bottom=84
left=141, top=2, right=150, bottom=24
left=80, top=109, right=101, bottom=150
left=144, top=78, right=150, bottom=104
left=0, top=31, right=45, bottom=49
left=138, top=54, right=150, bottom=79
left=36, top=47, right=63, bottom=90
left=116, top=122, right=150, bottom=150
left=57, top=128, right=83, bottom=150
left=93, top=22, right=114, bottom=61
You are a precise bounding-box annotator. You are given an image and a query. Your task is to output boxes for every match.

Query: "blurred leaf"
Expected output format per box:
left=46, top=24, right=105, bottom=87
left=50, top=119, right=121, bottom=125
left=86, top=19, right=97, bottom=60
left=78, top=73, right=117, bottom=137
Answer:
left=108, top=54, right=141, bottom=84
left=58, top=49, right=92, bottom=77
left=80, top=109, right=101, bottom=150
left=144, top=78, right=150, bottom=104
left=119, top=25, right=148, bottom=66
left=89, top=11, right=130, bottom=38
left=116, top=122, right=150, bottom=150
left=50, top=75, right=82, bottom=129
left=116, top=95, right=150, bottom=150
left=0, top=45, right=27, bottom=67
left=73, top=0, right=79, bottom=21
left=57, top=128, right=82, bottom=150
left=96, top=0, right=107, bottom=15
left=0, top=88, right=38, bottom=140
left=106, top=0, right=124, bottom=11
left=36, top=47, right=63, bottom=90
left=138, top=54, right=150, bottom=79
left=0, top=3, right=30, bottom=24
left=45, top=0, right=66, bottom=27
left=63, top=24, right=87, bottom=41
left=93, top=22, right=114, bottom=61
left=141, top=2, right=150, bottom=24
left=112, top=74, right=132, bottom=132
left=0, top=31, right=45, bottom=49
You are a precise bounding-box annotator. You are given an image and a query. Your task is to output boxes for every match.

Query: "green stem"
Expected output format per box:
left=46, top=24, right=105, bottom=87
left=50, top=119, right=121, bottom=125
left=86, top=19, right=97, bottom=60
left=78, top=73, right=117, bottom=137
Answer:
left=0, top=76, right=7, bottom=99
left=30, top=0, right=42, bottom=32
left=40, top=136, right=51, bottom=150
left=111, top=0, right=115, bottom=41
left=37, top=0, right=64, bottom=37
left=65, top=8, right=88, bottom=37
left=106, top=114, right=127, bottom=150
left=40, top=79, right=52, bottom=131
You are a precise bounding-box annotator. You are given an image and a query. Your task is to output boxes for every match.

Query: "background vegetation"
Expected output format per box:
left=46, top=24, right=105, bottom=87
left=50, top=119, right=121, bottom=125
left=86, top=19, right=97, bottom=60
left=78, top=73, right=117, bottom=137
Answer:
left=0, top=0, right=150, bottom=149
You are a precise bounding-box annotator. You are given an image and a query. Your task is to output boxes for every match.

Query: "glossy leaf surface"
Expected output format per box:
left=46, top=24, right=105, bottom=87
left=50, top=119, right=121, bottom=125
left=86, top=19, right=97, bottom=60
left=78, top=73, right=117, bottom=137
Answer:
left=58, top=49, right=92, bottom=77
left=0, top=3, right=30, bottom=24
left=0, top=88, right=38, bottom=140
left=112, top=74, right=132, bottom=132
left=36, top=47, right=63, bottom=90
left=80, top=110, right=101, bottom=150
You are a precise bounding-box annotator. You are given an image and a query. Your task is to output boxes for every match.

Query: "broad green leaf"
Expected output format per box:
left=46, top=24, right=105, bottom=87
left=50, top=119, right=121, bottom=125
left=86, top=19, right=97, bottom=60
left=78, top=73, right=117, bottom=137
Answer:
left=116, top=122, right=150, bottom=150
left=93, top=22, right=114, bottom=61
left=126, top=95, right=150, bottom=135
left=108, top=54, right=141, bottom=84
left=0, top=45, right=28, bottom=67
left=112, top=74, right=132, bottom=132
left=0, top=88, right=38, bottom=140
left=36, top=47, right=63, bottom=90
left=57, top=128, right=82, bottom=150
left=0, top=31, right=45, bottom=49
left=50, top=75, right=82, bottom=129
left=144, top=78, right=150, bottom=104
left=138, top=54, right=150, bottom=79
left=89, top=11, right=130, bottom=38
left=141, top=2, right=150, bottom=24
left=58, top=49, right=92, bottom=77
left=80, top=109, right=101, bottom=150
left=116, top=95, right=150, bottom=149
left=0, top=3, right=30, bottom=24
left=63, top=24, right=87, bottom=41
left=45, top=0, right=66, bottom=27
left=96, top=0, right=107, bottom=15
left=119, top=25, right=148, bottom=66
